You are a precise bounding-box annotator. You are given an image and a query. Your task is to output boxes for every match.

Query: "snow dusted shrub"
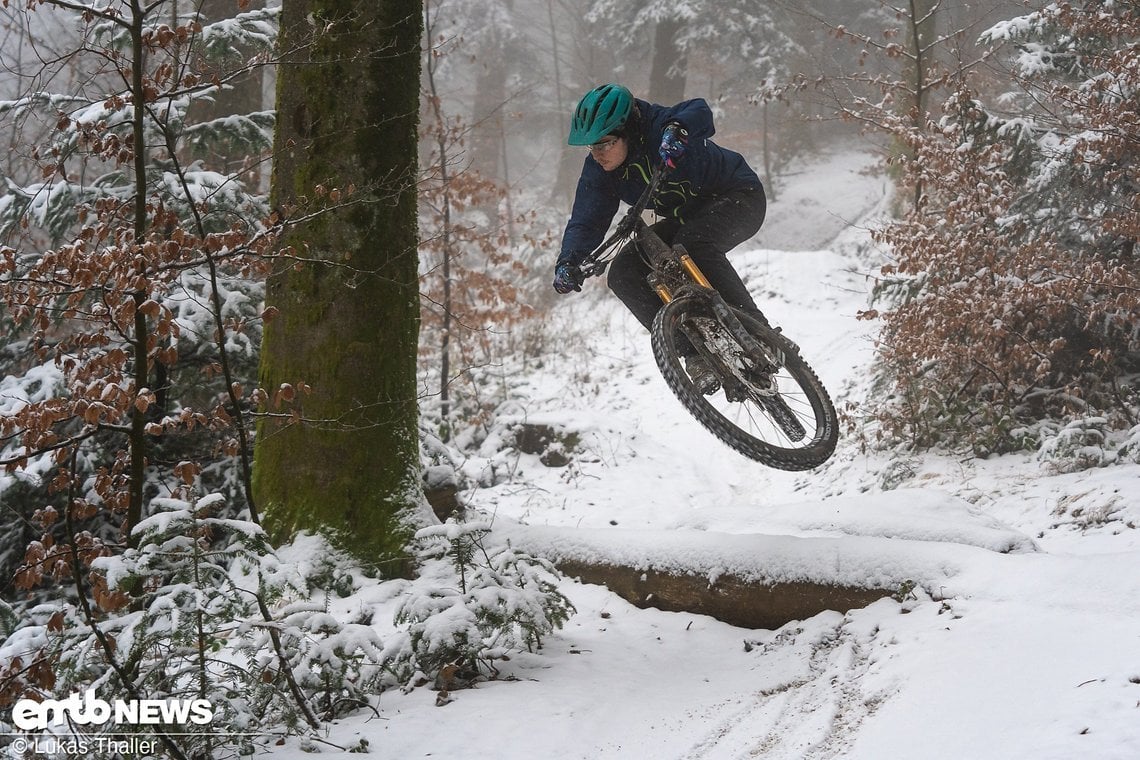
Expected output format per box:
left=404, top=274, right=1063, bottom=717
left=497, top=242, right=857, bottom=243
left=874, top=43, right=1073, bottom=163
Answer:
left=1119, top=424, right=1140, bottom=466
left=1038, top=416, right=1140, bottom=473
left=0, top=494, right=310, bottom=758
left=878, top=457, right=918, bottom=491
left=99, top=495, right=315, bottom=752
left=260, top=603, right=390, bottom=722
left=0, top=603, right=87, bottom=730
left=420, top=424, right=466, bottom=520
left=390, top=520, right=574, bottom=686
left=0, top=601, right=19, bottom=641
left=1037, top=417, right=1115, bottom=473
left=240, top=538, right=394, bottom=722
left=862, top=2, right=1140, bottom=455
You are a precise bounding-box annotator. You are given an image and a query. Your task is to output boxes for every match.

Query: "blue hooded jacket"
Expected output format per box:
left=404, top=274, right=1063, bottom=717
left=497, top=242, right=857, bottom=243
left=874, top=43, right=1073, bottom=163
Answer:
left=559, top=97, right=762, bottom=260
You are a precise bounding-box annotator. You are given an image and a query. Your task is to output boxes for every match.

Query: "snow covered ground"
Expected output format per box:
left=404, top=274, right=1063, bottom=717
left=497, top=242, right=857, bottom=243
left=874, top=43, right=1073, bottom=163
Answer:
left=273, top=144, right=1140, bottom=759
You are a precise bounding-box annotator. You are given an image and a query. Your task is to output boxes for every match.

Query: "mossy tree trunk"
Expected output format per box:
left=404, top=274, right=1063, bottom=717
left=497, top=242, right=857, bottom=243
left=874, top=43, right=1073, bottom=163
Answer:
left=254, top=0, right=426, bottom=573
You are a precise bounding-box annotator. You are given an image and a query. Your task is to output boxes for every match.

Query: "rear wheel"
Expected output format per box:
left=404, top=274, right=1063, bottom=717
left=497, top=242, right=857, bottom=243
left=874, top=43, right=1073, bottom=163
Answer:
left=650, top=297, right=838, bottom=470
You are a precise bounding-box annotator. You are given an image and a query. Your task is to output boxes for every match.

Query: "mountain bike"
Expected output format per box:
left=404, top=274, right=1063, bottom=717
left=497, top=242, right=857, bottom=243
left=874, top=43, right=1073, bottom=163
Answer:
left=578, top=165, right=839, bottom=471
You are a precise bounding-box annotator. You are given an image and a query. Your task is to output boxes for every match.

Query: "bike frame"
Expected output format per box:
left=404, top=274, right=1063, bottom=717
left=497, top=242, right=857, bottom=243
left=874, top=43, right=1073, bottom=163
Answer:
left=577, top=164, right=837, bottom=468
left=581, top=165, right=785, bottom=368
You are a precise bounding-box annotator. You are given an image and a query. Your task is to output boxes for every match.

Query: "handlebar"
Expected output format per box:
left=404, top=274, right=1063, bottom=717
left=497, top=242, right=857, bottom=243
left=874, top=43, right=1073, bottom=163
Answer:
left=580, top=163, right=670, bottom=278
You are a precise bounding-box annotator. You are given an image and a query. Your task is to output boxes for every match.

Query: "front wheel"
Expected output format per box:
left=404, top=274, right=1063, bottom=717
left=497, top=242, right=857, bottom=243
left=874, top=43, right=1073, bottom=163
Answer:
left=650, top=297, right=839, bottom=470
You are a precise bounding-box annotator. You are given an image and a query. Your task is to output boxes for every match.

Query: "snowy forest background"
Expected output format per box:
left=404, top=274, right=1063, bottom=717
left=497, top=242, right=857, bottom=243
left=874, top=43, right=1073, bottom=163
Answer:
left=0, top=0, right=1138, bottom=757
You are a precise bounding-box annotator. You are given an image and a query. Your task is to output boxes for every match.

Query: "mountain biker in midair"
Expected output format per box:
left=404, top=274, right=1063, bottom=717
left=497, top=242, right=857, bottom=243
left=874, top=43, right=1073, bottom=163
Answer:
left=553, top=83, right=768, bottom=393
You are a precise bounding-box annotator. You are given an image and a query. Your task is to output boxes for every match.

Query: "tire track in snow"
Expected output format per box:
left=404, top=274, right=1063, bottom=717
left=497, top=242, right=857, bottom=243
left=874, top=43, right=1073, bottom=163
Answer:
left=678, top=611, right=896, bottom=759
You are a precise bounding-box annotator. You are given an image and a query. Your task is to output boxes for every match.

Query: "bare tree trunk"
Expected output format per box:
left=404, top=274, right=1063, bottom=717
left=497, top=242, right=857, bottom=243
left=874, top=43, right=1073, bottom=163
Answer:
left=126, top=0, right=150, bottom=545
left=424, top=2, right=454, bottom=440
left=762, top=99, right=776, bottom=202
left=471, top=78, right=503, bottom=186
left=649, top=17, right=687, bottom=104
left=907, top=0, right=938, bottom=210
left=547, top=0, right=578, bottom=204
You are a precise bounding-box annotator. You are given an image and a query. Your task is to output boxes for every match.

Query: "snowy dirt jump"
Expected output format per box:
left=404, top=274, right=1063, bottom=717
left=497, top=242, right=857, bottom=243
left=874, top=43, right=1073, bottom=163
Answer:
left=272, top=146, right=1140, bottom=760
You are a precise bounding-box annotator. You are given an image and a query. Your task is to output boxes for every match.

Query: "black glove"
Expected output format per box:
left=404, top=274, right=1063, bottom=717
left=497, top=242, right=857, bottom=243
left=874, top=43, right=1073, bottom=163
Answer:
left=553, top=262, right=584, bottom=294
left=553, top=250, right=588, bottom=294
left=659, top=122, right=689, bottom=169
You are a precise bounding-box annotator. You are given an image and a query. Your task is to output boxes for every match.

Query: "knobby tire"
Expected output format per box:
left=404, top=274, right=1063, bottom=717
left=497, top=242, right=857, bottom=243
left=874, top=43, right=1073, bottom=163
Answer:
left=650, top=297, right=839, bottom=470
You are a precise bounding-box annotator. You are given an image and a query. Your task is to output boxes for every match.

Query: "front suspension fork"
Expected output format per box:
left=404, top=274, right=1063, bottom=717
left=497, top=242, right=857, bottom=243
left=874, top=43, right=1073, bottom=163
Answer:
left=649, top=251, right=783, bottom=369
left=648, top=252, right=713, bottom=304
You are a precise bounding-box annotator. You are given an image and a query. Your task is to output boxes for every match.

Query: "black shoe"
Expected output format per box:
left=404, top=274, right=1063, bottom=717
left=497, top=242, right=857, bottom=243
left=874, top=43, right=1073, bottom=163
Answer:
left=684, top=356, right=720, bottom=395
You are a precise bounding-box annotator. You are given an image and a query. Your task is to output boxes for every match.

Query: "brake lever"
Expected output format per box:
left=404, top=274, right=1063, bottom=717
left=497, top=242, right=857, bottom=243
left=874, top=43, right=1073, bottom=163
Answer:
left=580, top=258, right=608, bottom=278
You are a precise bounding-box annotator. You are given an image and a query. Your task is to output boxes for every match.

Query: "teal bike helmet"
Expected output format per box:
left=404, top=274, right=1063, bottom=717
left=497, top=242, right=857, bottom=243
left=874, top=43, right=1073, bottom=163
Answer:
left=568, top=84, right=633, bottom=145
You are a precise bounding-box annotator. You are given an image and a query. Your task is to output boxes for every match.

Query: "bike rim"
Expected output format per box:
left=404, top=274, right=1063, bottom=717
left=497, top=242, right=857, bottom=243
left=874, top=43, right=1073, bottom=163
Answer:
left=654, top=299, right=837, bottom=465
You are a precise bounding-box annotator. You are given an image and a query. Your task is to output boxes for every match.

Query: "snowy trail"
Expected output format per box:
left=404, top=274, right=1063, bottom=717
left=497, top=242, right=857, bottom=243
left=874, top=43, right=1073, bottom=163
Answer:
left=270, top=145, right=1140, bottom=760
left=455, top=144, right=1140, bottom=760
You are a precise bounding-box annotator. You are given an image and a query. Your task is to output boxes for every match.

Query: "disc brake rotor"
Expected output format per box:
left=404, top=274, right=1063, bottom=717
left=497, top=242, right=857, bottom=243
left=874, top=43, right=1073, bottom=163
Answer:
left=690, top=316, right=778, bottom=399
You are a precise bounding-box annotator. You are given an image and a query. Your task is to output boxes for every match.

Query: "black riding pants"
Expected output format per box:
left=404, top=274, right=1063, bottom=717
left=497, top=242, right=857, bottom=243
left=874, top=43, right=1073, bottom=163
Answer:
left=606, top=186, right=767, bottom=334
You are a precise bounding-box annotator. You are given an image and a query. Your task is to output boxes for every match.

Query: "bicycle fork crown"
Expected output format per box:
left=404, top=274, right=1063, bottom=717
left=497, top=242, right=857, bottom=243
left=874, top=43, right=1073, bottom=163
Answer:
left=649, top=254, right=714, bottom=303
